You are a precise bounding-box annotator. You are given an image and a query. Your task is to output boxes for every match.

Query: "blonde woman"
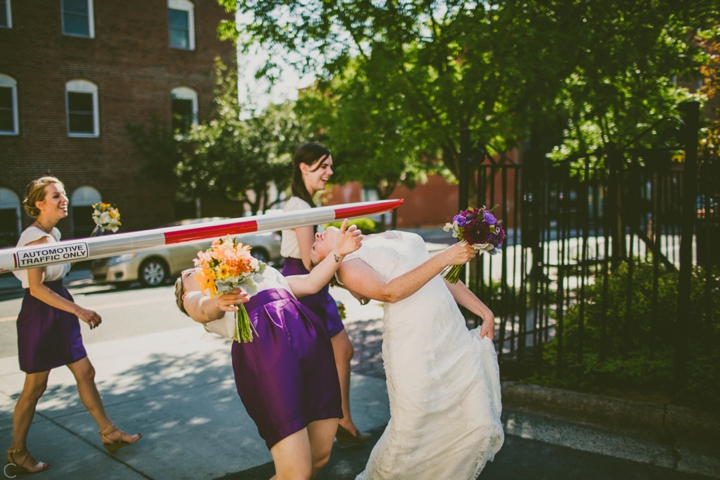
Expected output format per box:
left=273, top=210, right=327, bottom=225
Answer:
left=6, top=177, right=140, bottom=476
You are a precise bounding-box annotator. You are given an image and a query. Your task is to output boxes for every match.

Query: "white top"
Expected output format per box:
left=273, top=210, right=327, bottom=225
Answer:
left=197, top=266, right=294, bottom=339
left=13, top=226, right=71, bottom=289
left=280, top=196, right=324, bottom=259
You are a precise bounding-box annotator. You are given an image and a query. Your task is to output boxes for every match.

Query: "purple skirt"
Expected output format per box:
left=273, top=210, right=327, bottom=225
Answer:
left=281, top=257, right=344, bottom=338
left=231, top=288, right=342, bottom=449
left=16, top=279, right=87, bottom=373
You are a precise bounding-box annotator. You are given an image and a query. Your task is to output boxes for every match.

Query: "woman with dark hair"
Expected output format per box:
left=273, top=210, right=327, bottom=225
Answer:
left=281, top=142, right=371, bottom=445
left=6, top=177, right=140, bottom=476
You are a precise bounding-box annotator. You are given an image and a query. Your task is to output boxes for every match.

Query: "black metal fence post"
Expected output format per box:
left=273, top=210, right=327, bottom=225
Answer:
left=674, top=101, right=699, bottom=391
left=459, top=126, right=470, bottom=212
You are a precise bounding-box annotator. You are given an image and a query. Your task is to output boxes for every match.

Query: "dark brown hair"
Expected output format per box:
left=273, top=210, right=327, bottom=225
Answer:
left=291, top=142, right=332, bottom=207
left=23, top=176, right=63, bottom=218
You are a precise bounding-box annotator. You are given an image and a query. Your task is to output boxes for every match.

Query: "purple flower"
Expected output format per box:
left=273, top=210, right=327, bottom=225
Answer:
left=483, top=210, right=497, bottom=225
left=453, top=214, right=467, bottom=227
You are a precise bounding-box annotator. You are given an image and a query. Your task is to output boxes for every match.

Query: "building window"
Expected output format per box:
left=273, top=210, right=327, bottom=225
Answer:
left=168, top=0, right=195, bottom=50
left=171, top=87, right=198, bottom=135
left=66, top=80, right=99, bottom=137
left=0, top=0, right=12, bottom=28
left=0, top=188, right=21, bottom=247
left=62, top=0, right=94, bottom=38
left=0, top=74, right=18, bottom=135
left=70, top=186, right=101, bottom=238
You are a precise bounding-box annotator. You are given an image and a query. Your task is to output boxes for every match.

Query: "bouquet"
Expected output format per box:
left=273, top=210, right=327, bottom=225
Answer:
left=91, top=202, right=121, bottom=236
left=193, top=236, right=267, bottom=343
left=441, top=205, right=506, bottom=283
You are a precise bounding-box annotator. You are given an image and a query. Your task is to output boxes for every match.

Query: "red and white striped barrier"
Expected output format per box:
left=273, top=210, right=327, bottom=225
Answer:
left=0, top=199, right=404, bottom=273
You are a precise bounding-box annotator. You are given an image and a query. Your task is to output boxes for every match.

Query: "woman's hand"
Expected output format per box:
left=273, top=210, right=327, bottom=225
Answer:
left=440, top=242, right=478, bottom=266
left=479, top=313, right=495, bottom=340
left=334, top=219, right=363, bottom=258
left=214, top=289, right=250, bottom=312
left=77, top=307, right=102, bottom=330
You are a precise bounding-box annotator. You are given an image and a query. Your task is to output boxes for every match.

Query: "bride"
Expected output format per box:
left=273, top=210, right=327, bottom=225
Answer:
left=311, top=228, right=504, bottom=479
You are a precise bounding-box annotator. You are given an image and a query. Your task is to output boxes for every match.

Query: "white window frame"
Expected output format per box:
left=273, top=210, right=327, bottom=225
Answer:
left=171, top=86, right=198, bottom=135
left=1, top=0, right=12, bottom=29
left=168, top=0, right=195, bottom=50
left=61, top=0, right=95, bottom=39
left=66, top=79, right=99, bottom=138
left=0, top=74, right=18, bottom=135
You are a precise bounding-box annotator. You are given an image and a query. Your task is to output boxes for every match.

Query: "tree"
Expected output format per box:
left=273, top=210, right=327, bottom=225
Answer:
left=219, top=0, right=717, bottom=179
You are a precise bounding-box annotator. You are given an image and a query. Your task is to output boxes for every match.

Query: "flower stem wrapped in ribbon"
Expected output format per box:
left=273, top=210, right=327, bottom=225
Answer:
left=193, top=236, right=266, bottom=343
left=90, top=202, right=121, bottom=236
left=441, top=205, right=506, bottom=284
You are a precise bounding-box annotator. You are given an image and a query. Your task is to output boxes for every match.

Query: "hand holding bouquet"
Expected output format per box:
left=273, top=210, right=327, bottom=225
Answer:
left=193, top=236, right=267, bottom=343
left=441, top=206, right=505, bottom=283
left=91, top=202, right=121, bottom=236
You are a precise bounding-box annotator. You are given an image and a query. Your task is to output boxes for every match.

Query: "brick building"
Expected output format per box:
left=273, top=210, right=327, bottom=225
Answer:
left=0, top=0, right=233, bottom=246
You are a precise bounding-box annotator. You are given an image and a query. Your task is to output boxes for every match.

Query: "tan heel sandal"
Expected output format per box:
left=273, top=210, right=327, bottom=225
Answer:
left=99, top=425, right=141, bottom=454
left=5, top=447, right=50, bottom=475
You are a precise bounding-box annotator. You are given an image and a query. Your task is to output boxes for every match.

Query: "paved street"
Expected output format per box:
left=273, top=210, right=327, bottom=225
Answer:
left=0, top=270, right=717, bottom=479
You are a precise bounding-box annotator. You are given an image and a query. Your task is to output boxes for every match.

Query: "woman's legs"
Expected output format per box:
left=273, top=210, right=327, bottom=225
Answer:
left=66, top=357, right=140, bottom=446
left=306, top=418, right=339, bottom=477
left=331, top=330, right=358, bottom=432
left=8, top=370, right=50, bottom=472
left=269, top=418, right=338, bottom=480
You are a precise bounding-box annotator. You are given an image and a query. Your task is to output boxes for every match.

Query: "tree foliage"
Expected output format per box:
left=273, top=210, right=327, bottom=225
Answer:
left=219, top=0, right=718, bottom=184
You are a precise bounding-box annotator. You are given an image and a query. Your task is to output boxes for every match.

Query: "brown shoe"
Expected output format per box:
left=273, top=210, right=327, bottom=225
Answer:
left=336, top=424, right=372, bottom=446
left=5, top=447, right=50, bottom=475
left=99, top=425, right=142, bottom=454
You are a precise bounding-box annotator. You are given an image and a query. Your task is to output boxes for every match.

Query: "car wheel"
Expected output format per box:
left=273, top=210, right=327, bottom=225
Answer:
left=139, top=258, right=168, bottom=287
left=252, top=248, right=270, bottom=264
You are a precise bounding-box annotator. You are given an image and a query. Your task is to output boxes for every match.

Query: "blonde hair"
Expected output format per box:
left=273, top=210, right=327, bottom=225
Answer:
left=23, top=176, right=63, bottom=218
left=174, top=276, right=189, bottom=316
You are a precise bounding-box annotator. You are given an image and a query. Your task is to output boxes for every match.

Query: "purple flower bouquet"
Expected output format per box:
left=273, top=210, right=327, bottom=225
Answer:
left=441, top=206, right=505, bottom=284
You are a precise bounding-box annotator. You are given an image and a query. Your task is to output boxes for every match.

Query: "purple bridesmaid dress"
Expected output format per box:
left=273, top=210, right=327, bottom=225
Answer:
left=282, top=258, right=344, bottom=337
left=231, top=288, right=342, bottom=449
left=16, top=279, right=87, bottom=373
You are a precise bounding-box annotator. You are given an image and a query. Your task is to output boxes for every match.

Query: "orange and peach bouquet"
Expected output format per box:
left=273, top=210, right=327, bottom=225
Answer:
left=193, top=235, right=267, bottom=343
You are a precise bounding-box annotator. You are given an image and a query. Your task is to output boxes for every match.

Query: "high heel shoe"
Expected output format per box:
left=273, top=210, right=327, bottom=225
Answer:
left=99, top=425, right=142, bottom=454
left=336, top=424, right=372, bottom=446
left=5, top=447, right=50, bottom=475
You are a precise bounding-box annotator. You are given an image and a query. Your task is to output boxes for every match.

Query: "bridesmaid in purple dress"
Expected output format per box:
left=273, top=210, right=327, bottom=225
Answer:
left=281, top=142, right=371, bottom=445
left=178, top=220, right=363, bottom=479
left=6, top=177, right=140, bottom=476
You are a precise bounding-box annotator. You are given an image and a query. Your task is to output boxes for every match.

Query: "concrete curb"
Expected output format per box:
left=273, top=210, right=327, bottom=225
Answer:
left=501, top=381, right=720, bottom=447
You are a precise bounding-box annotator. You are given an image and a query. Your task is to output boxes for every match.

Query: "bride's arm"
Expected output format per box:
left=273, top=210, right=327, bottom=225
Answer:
left=444, top=280, right=495, bottom=339
left=338, top=242, right=478, bottom=304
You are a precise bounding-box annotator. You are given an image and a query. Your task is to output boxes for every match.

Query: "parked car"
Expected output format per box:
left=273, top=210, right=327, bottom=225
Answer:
left=91, top=218, right=282, bottom=287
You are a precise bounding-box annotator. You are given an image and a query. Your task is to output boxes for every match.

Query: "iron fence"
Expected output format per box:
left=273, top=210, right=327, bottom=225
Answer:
left=461, top=102, right=719, bottom=389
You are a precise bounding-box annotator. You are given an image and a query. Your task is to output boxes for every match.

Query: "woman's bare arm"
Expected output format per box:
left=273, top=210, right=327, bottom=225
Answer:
left=25, top=237, right=102, bottom=328
left=183, top=274, right=250, bottom=323
left=444, top=280, right=495, bottom=339
left=287, top=220, right=363, bottom=297
left=295, top=225, right=315, bottom=271
left=338, top=242, right=478, bottom=304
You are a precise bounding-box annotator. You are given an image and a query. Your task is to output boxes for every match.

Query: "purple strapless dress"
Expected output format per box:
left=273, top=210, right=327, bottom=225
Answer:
left=281, top=257, right=344, bottom=337
left=16, top=279, right=87, bottom=373
left=231, top=288, right=342, bottom=449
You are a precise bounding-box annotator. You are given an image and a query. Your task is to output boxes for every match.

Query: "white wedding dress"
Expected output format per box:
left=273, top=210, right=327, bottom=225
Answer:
left=344, top=231, right=504, bottom=480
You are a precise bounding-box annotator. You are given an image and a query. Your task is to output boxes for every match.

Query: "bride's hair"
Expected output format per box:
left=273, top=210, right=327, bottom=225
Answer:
left=174, top=276, right=189, bottom=316
left=291, top=142, right=332, bottom=207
